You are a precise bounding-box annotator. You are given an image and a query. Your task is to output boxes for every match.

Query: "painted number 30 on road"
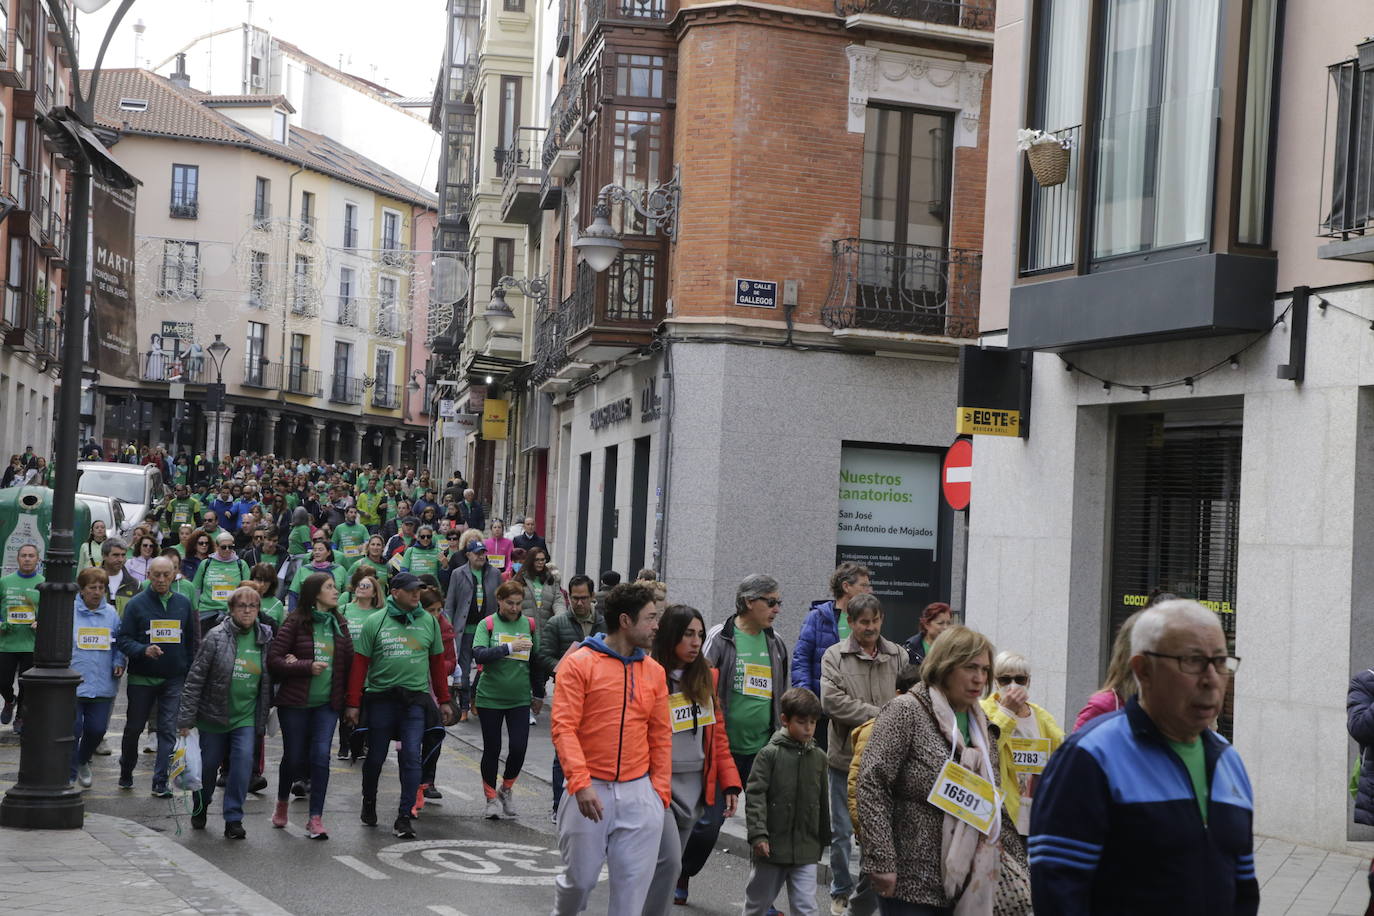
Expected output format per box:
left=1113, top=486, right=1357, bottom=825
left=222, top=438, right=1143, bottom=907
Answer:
left=378, top=840, right=608, bottom=886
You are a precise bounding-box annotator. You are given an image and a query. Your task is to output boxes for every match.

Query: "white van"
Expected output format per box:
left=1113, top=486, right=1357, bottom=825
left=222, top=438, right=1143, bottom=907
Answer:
left=76, top=462, right=164, bottom=533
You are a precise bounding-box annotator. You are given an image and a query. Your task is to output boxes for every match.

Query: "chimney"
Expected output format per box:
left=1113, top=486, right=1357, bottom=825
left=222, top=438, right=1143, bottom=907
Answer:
left=170, top=53, right=191, bottom=89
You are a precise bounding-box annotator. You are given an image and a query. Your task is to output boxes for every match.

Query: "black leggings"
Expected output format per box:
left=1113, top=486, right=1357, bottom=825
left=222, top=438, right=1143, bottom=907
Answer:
left=476, top=705, right=530, bottom=788
left=0, top=651, right=32, bottom=710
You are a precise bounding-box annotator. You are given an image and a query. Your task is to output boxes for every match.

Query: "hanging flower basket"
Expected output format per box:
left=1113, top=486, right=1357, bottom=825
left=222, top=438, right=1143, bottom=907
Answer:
left=1018, top=128, right=1072, bottom=188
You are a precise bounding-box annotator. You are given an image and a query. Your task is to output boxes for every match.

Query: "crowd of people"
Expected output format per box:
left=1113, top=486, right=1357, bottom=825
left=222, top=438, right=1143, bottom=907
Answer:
left=0, top=448, right=1260, bottom=915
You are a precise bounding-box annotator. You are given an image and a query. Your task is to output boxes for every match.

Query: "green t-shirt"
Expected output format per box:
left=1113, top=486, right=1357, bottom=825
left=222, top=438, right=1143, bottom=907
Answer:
left=288, top=524, right=312, bottom=557
left=290, top=562, right=346, bottom=598
left=357, top=492, right=382, bottom=526
left=200, top=629, right=261, bottom=733
left=192, top=557, right=249, bottom=615
left=1169, top=736, right=1209, bottom=823
left=0, top=571, right=43, bottom=652
left=258, top=551, right=282, bottom=571
left=837, top=609, right=851, bottom=642
left=955, top=709, right=971, bottom=746
left=474, top=613, right=537, bottom=709
left=727, top=627, right=775, bottom=756
left=341, top=601, right=382, bottom=638
left=259, top=596, right=285, bottom=627
left=356, top=601, right=443, bottom=694
left=333, top=523, right=371, bottom=567
left=305, top=615, right=336, bottom=708
left=402, top=545, right=441, bottom=579
left=167, top=497, right=202, bottom=528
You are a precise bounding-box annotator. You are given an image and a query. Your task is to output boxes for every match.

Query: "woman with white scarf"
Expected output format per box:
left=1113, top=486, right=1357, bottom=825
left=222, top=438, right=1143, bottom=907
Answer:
left=856, top=625, right=1030, bottom=916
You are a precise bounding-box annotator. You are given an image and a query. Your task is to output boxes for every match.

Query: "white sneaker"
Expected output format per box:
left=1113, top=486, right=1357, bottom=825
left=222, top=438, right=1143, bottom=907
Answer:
left=528, top=711, right=537, bottom=726
left=484, top=796, right=502, bottom=819
left=93, top=739, right=112, bottom=756
left=830, top=895, right=850, bottom=916
left=76, top=763, right=93, bottom=789
left=498, top=786, right=517, bottom=818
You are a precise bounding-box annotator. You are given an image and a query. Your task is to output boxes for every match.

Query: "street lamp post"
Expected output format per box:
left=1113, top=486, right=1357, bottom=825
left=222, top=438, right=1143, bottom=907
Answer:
left=0, top=0, right=140, bottom=830
left=206, top=334, right=231, bottom=464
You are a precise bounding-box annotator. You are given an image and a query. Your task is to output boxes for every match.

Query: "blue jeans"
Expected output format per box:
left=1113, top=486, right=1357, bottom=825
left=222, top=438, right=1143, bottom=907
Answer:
left=681, top=751, right=755, bottom=880
left=71, top=698, right=113, bottom=779
left=198, top=725, right=256, bottom=823
left=830, top=766, right=854, bottom=896
left=457, top=631, right=475, bottom=710
left=120, top=677, right=184, bottom=790
left=277, top=704, right=339, bottom=816
left=361, top=697, right=425, bottom=818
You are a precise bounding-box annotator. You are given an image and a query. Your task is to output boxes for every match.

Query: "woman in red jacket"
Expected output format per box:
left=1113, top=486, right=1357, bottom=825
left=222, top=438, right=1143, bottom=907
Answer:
left=267, top=572, right=354, bottom=839
left=644, top=604, right=742, bottom=916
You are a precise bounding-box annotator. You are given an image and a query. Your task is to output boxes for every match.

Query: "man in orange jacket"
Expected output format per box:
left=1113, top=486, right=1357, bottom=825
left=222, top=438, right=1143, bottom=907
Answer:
left=551, top=582, right=671, bottom=915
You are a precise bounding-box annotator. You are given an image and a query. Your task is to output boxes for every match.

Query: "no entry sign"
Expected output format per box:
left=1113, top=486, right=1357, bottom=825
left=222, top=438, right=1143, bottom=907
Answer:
left=942, top=438, right=972, bottom=511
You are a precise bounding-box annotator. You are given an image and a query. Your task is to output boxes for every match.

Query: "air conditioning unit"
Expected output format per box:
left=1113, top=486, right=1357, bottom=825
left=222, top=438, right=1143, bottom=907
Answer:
left=251, top=74, right=266, bottom=89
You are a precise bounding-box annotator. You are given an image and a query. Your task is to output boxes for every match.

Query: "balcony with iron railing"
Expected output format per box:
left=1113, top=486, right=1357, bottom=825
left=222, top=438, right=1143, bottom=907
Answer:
left=560, top=256, right=662, bottom=364
left=500, top=126, right=546, bottom=224
left=25, top=314, right=58, bottom=360
left=583, top=0, right=671, bottom=46
left=330, top=374, right=364, bottom=405
left=821, top=238, right=980, bottom=339
left=50, top=215, right=67, bottom=265
left=371, top=383, right=401, bottom=409
left=241, top=356, right=281, bottom=389
left=141, top=349, right=209, bottom=384
left=1321, top=56, right=1374, bottom=260
left=1021, top=125, right=1080, bottom=274
left=285, top=365, right=323, bottom=398
left=532, top=304, right=570, bottom=384
left=170, top=198, right=198, bottom=219
left=831, top=0, right=994, bottom=36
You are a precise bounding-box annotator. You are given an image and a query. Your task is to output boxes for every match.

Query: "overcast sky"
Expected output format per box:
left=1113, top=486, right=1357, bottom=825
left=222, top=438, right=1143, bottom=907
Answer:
left=76, top=0, right=446, bottom=98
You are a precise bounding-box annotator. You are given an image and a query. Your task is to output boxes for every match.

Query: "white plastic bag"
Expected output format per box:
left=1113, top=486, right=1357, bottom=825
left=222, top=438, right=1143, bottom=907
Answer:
left=170, top=730, right=202, bottom=793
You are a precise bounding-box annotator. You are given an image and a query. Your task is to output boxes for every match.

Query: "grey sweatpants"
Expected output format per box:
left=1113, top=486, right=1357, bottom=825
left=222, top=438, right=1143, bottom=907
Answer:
left=742, top=860, right=818, bottom=916
left=552, top=775, right=662, bottom=916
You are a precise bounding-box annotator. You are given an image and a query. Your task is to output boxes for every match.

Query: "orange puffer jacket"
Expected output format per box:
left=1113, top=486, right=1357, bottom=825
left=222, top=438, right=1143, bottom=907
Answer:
left=551, top=635, right=672, bottom=805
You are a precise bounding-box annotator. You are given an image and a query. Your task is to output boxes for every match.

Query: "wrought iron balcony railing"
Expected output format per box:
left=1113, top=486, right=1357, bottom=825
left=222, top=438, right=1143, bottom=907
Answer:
left=821, top=238, right=980, bottom=338
left=371, top=383, right=401, bottom=409
left=286, top=365, right=323, bottom=397
left=330, top=374, right=364, bottom=405
left=241, top=357, right=281, bottom=389
left=142, top=349, right=209, bottom=384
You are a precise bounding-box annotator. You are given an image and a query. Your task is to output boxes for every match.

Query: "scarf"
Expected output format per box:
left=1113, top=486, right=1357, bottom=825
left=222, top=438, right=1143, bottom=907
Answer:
left=928, top=685, right=1001, bottom=916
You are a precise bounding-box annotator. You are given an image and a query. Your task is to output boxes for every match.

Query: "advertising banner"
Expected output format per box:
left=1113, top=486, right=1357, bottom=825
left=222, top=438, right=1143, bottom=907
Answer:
left=481, top=398, right=509, bottom=440
left=91, top=178, right=139, bottom=379
left=835, top=445, right=944, bottom=638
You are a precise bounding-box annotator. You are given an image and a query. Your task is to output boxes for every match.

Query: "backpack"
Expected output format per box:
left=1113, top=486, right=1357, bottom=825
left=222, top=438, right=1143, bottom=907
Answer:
left=472, top=614, right=539, bottom=696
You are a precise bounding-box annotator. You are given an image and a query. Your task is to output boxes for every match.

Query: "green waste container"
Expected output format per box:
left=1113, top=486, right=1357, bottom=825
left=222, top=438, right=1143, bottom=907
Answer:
left=0, top=486, right=91, bottom=578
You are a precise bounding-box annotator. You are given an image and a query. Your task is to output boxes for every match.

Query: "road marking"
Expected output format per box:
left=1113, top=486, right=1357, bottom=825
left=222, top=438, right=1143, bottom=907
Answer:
left=428, top=908, right=472, bottom=916
left=334, top=855, right=390, bottom=880
left=437, top=784, right=471, bottom=800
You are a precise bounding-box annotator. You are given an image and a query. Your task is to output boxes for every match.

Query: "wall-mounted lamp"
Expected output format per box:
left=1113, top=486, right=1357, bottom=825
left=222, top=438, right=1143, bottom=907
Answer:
left=573, top=167, right=681, bottom=273
left=485, top=274, right=549, bottom=333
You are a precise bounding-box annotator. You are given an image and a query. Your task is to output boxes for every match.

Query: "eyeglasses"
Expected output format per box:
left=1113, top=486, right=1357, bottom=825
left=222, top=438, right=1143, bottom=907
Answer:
left=753, top=597, right=782, bottom=608
left=1143, top=652, right=1241, bottom=676
left=996, top=675, right=1029, bottom=686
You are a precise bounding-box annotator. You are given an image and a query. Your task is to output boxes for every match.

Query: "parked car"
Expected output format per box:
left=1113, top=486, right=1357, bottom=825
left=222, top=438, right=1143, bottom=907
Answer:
left=76, top=493, right=128, bottom=539
left=76, top=462, right=163, bottom=534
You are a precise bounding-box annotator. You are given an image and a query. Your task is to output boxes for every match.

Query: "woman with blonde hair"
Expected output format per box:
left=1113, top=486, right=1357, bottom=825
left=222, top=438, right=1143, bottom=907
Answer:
left=1073, top=610, right=1147, bottom=731
left=980, top=651, right=1064, bottom=836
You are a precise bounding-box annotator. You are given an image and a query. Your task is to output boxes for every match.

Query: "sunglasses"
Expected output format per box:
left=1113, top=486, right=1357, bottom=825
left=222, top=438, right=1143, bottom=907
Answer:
left=754, top=597, right=782, bottom=608
left=996, top=675, right=1029, bottom=686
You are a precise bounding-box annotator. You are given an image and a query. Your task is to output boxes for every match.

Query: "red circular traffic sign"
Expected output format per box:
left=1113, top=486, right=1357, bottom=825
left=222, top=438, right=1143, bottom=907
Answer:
left=942, top=438, right=972, bottom=510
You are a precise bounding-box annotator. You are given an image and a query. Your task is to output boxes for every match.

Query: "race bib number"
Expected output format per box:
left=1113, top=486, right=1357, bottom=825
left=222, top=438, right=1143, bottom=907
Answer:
left=498, top=632, right=530, bottom=661
left=173, top=510, right=190, bottom=526
left=77, top=627, right=111, bottom=651
left=488, top=554, right=506, bottom=569
left=669, top=693, right=715, bottom=733
left=927, top=759, right=998, bottom=835
left=6, top=606, right=34, bottom=624
left=150, top=620, right=182, bottom=644
left=212, top=585, right=234, bottom=602
left=1006, top=737, right=1051, bottom=775
left=742, top=663, right=772, bottom=699
left=343, top=544, right=363, bottom=558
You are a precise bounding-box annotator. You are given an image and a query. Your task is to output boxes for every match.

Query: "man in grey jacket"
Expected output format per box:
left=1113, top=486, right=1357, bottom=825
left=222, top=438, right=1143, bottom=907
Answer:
left=443, top=540, right=501, bottom=717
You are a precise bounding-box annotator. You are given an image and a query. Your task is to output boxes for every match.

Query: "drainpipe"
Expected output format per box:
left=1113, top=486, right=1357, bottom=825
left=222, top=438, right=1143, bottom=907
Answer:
left=651, top=336, right=673, bottom=578
left=279, top=166, right=304, bottom=419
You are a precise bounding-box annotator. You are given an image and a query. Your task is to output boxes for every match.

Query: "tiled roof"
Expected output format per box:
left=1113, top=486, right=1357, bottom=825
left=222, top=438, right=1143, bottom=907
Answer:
left=86, top=69, right=435, bottom=208
left=201, top=93, right=298, bottom=114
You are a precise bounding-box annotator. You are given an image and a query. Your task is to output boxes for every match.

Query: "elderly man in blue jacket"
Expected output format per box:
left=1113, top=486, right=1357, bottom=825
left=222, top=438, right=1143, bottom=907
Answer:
left=1030, top=599, right=1257, bottom=915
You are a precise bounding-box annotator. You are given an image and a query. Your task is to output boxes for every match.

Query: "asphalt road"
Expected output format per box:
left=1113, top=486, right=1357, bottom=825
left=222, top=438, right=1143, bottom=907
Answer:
left=0, top=698, right=825, bottom=916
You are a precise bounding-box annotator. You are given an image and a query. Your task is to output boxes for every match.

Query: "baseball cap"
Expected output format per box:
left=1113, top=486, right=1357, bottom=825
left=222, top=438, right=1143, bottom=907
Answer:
left=390, top=572, right=423, bottom=591
left=463, top=541, right=487, bottom=555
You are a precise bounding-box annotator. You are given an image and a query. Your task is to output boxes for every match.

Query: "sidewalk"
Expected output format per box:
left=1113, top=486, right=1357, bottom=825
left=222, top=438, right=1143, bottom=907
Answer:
left=0, top=812, right=290, bottom=916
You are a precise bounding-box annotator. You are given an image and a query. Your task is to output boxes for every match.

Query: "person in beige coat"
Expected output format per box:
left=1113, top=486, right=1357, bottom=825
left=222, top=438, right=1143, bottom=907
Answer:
left=820, top=593, right=906, bottom=916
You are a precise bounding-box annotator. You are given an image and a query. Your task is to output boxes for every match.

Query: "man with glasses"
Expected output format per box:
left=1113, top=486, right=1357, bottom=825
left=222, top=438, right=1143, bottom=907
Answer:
left=1030, top=599, right=1254, bottom=914
left=538, top=574, right=603, bottom=818
left=679, top=574, right=790, bottom=907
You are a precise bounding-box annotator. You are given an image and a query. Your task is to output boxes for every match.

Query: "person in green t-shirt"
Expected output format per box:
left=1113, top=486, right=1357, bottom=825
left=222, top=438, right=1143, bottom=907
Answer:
left=165, top=484, right=203, bottom=532
left=288, top=541, right=347, bottom=612
left=357, top=484, right=382, bottom=533
left=287, top=506, right=313, bottom=558
left=344, top=572, right=455, bottom=838
left=471, top=580, right=544, bottom=817
left=267, top=571, right=354, bottom=840
left=176, top=585, right=269, bottom=839
left=249, top=563, right=285, bottom=627
left=190, top=532, right=251, bottom=630
left=0, top=544, right=43, bottom=731
left=332, top=507, right=371, bottom=570
left=335, top=569, right=385, bottom=761
left=401, top=526, right=442, bottom=581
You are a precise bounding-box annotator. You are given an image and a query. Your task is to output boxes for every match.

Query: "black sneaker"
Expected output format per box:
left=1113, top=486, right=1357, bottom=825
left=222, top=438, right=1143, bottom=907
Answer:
left=392, top=815, right=415, bottom=838
left=224, top=821, right=246, bottom=840
left=190, top=793, right=207, bottom=830
left=290, top=779, right=307, bottom=798
left=336, top=747, right=351, bottom=760
left=151, top=786, right=173, bottom=799
left=248, top=774, right=268, bottom=794
left=360, top=799, right=377, bottom=826
left=423, top=785, right=442, bottom=800
left=117, top=775, right=133, bottom=790
left=216, top=771, right=227, bottom=788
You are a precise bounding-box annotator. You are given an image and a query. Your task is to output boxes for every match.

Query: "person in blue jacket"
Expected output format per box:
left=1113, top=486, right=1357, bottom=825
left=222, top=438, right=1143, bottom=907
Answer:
left=1029, top=599, right=1256, bottom=915
left=791, top=562, right=870, bottom=752
left=71, top=567, right=126, bottom=790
